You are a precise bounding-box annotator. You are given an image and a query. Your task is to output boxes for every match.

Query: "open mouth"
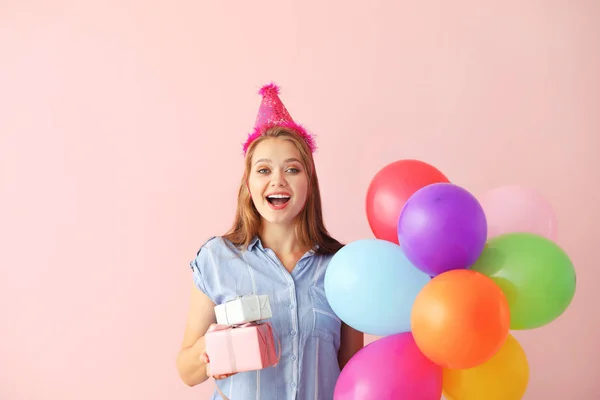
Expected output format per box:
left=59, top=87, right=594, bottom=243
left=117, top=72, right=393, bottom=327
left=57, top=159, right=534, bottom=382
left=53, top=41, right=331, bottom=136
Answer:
left=267, top=194, right=291, bottom=206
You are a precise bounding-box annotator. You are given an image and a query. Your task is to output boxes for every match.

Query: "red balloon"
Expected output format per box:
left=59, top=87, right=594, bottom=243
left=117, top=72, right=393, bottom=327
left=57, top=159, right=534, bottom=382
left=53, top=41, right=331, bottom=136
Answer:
left=366, top=160, right=449, bottom=244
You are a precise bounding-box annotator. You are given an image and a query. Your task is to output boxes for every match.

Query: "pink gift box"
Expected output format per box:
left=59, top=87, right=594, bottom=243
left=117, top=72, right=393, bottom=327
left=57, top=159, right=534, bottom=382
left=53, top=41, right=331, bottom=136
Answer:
left=205, top=322, right=279, bottom=376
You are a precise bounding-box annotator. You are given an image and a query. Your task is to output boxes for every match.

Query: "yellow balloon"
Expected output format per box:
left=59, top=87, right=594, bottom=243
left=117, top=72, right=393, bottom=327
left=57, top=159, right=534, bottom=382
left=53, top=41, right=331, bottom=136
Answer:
left=442, top=334, right=529, bottom=400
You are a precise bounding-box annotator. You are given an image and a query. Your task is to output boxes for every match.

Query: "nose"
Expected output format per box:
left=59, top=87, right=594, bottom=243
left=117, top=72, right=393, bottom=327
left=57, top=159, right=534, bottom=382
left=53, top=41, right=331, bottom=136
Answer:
left=270, top=171, right=287, bottom=187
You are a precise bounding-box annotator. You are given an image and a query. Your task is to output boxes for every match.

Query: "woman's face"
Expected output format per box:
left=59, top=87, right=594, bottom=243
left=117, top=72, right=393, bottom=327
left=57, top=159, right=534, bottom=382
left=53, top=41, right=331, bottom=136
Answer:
left=248, top=138, right=309, bottom=226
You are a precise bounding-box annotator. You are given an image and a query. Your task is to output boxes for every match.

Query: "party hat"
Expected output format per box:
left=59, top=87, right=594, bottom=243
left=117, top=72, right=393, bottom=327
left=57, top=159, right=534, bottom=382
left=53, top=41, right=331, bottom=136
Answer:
left=242, top=83, right=316, bottom=154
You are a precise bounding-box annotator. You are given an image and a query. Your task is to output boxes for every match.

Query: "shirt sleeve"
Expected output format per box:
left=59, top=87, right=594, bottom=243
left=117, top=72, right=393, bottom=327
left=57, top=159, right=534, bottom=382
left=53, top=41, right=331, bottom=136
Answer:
left=189, top=236, right=218, bottom=302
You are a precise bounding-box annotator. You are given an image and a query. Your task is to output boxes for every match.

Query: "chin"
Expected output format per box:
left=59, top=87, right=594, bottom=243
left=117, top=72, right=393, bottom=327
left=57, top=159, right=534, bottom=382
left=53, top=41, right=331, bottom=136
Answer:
left=258, top=209, right=301, bottom=225
left=262, top=214, right=296, bottom=225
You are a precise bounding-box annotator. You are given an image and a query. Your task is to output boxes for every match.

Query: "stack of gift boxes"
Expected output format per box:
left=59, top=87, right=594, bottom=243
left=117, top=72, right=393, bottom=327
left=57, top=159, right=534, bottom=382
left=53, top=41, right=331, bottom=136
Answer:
left=205, top=294, right=279, bottom=376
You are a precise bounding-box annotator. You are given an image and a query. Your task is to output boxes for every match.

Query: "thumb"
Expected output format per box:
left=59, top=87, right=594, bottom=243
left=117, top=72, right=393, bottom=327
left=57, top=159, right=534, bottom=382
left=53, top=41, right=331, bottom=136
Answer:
left=201, top=351, right=212, bottom=377
left=200, top=351, right=210, bottom=364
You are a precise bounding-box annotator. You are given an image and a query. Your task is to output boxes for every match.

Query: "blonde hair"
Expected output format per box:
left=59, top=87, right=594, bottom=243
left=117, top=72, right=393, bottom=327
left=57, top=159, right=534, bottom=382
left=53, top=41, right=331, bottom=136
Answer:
left=222, top=126, right=343, bottom=255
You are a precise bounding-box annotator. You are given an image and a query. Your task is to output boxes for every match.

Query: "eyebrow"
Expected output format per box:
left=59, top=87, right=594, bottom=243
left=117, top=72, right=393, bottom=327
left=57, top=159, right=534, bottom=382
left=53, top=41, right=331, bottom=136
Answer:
left=253, top=158, right=302, bottom=165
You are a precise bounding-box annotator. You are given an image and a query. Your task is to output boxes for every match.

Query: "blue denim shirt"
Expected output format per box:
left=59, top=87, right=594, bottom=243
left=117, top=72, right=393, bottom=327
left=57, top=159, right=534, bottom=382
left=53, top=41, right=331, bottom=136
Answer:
left=189, top=236, right=342, bottom=400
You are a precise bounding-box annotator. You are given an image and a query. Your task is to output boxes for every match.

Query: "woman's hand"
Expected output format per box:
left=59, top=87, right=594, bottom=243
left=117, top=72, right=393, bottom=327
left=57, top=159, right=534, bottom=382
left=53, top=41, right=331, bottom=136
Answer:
left=201, top=324, right=238, bottom=380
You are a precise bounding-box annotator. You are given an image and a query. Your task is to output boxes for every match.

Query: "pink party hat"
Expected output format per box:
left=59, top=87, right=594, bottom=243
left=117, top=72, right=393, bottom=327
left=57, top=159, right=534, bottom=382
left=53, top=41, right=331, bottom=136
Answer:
left=242, top=83, right=316, bottom=154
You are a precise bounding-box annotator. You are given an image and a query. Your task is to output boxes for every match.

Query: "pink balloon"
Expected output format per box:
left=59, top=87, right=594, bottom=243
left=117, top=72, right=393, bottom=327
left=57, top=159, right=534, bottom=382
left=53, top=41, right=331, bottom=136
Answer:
left=478, top=186, right=558, bottom=240
left=334, top=333, right=442, bottom=400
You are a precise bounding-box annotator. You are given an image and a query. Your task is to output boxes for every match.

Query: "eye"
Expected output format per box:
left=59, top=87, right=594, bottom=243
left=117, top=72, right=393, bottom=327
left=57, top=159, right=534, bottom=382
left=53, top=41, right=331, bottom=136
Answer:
left=286, top=167, right=301, bottom=173
left=257, top=168, right=270, bottom=174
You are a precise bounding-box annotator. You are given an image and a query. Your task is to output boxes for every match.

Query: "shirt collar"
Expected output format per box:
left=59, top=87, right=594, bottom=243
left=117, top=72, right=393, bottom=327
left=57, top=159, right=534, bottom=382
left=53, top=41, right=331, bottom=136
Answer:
left=247, top=236, right=318, bottom=256
left=247, top=236, right=262, bottom=251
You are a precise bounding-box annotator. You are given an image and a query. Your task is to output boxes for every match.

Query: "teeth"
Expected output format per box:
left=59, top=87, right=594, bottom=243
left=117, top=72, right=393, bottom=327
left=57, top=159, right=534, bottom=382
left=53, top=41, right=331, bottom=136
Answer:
left=268, top=194, right=290, bottom=199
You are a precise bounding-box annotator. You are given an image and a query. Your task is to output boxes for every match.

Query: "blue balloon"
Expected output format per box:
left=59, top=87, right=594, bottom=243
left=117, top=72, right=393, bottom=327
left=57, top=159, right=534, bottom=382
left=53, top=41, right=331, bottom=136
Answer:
left=324, top=238, right=431, bottom=336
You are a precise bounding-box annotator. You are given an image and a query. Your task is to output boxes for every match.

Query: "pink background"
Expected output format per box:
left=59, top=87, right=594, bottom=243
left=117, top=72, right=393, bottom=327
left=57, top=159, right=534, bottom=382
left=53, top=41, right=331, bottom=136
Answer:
left=1, top=1, right=598, bottom=399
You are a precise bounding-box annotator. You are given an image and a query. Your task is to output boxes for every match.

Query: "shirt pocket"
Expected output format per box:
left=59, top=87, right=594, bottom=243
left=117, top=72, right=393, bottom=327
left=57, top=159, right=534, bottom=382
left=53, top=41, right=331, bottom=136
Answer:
left=309, top=285, right=342, bottom=346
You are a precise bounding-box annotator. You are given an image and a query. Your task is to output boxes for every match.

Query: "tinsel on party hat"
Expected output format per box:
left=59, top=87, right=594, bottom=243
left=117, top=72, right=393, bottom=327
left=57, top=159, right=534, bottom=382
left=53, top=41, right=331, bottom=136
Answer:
left=242, top=83, right=316, bottom=154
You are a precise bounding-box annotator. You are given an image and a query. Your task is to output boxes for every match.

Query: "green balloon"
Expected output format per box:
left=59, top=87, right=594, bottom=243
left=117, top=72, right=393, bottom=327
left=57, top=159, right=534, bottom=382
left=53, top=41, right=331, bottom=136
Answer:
left=470, top=232, right=576, bottom=330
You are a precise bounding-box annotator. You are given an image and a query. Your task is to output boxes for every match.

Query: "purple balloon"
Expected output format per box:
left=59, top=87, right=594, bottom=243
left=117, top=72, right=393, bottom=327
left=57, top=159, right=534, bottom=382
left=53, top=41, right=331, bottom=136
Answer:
left=397, top=182, right=487, bottom=276
left=334, top=333, right=442, bottom=400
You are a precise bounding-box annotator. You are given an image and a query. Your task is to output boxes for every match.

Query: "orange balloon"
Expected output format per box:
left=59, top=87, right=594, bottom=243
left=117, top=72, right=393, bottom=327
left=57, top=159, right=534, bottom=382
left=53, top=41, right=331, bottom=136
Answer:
left=411, top=269, right=510, bottom=369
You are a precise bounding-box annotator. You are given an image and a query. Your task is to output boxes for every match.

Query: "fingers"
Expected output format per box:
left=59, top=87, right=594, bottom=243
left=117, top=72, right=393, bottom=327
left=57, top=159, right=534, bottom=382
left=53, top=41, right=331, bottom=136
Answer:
left=213, top=373, right=237, bottom=380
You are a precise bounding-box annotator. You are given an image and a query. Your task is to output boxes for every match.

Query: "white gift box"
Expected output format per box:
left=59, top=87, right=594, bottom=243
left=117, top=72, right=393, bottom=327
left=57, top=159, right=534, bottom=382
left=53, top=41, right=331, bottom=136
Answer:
left=215, top=294, right=272, bottom=326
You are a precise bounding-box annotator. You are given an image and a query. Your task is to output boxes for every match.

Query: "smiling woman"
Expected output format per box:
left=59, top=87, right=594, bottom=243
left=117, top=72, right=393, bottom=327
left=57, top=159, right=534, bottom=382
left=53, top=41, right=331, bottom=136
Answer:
left=176, top=84, right=364, bottom=400
left=247, top=137, right=309, bottom=225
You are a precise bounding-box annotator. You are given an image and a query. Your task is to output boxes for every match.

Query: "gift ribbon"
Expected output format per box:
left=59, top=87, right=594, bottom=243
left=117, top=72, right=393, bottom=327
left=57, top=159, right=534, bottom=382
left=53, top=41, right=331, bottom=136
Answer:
left=207, top=323, right=244, bottom=374
left=209, top=322, right=282, bottom=400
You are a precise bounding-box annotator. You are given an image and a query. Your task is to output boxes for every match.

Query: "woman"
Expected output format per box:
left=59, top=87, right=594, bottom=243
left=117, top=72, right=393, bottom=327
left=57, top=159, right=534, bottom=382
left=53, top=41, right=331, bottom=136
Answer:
left=176, top=83, right=364, bottom=399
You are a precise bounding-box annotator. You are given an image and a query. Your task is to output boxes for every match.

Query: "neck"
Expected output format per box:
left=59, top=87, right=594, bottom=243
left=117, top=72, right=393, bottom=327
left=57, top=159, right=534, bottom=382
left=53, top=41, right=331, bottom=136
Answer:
left=258, top=221, right=306, bottom=255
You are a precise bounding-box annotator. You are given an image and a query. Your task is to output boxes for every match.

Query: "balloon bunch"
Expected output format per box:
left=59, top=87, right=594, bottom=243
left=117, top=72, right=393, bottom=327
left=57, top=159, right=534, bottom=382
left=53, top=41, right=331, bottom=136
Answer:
left=325, top=159, right=576, bottom=400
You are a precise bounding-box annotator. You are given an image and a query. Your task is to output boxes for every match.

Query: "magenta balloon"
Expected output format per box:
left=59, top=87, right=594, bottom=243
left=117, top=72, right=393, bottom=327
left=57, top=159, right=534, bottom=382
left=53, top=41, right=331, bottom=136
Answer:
left=397, top=182, right=487, bottom=276
left=334, top=333, right=442, bottom=400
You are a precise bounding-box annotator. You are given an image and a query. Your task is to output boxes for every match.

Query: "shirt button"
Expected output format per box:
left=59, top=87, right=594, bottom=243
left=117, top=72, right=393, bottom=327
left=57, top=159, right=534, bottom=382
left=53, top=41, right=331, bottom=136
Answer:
left=291, top=382, right=296, bottom=388
left=289, top=304, right=295, bottom=309
left=288, top=281, right=293, bottom=287
left=291, top=330, right=297, bottom=336
left=291, top=355, right=297, bottom=361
